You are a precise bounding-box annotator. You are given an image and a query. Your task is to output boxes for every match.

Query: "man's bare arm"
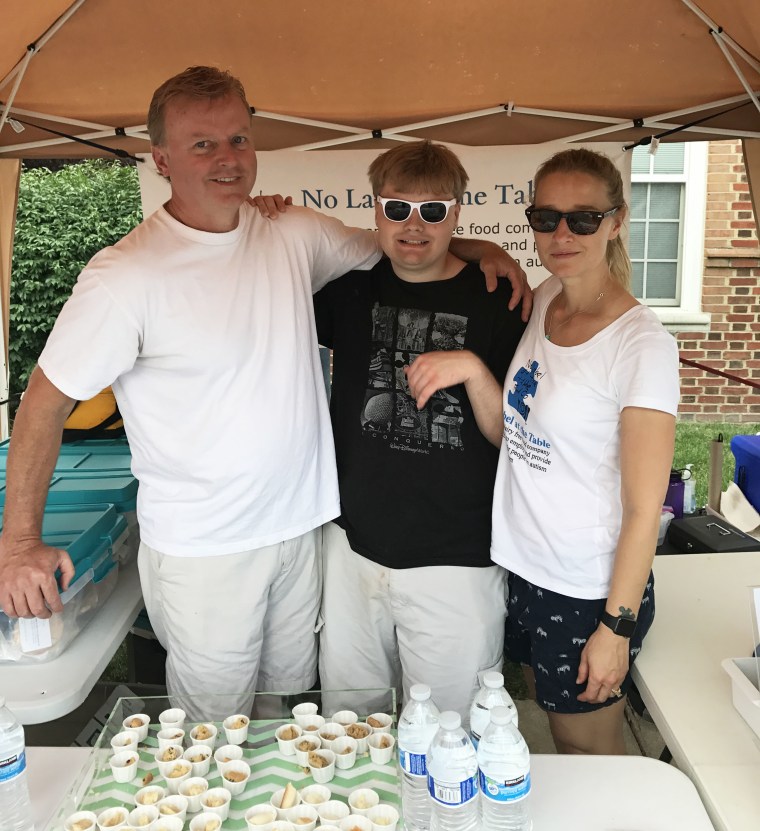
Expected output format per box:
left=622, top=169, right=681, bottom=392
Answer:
left=0, top=367, right=77, bottom=618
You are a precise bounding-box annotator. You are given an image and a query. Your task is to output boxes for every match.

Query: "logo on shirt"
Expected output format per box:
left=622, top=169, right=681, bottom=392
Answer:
left=507, top=359, right=543, bottom=422
left=361, top=303, right=467, bottom=452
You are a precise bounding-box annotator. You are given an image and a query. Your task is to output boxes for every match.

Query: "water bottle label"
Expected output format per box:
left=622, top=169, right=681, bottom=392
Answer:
left=398, top=748, right=427, bottom=777
left=478, top=769, right=531, bottom=802
left=427, top=773, right=478, bottom=806
left=0, top=749, right=26, bottom=782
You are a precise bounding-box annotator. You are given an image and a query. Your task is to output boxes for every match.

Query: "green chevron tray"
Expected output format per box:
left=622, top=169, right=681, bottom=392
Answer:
left=51, top=690, right=399, bottom=830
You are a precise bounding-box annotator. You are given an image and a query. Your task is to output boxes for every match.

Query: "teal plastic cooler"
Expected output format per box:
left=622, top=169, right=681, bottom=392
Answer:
left=0, top=504, right=126, bottom=662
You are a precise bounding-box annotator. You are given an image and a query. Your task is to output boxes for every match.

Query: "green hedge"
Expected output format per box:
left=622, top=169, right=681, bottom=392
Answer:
left=10, top=160, right=142, bottom=396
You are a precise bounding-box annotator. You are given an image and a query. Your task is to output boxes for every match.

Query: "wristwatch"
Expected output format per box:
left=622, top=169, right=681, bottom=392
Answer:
left=600, top=610, right=637, bottom=638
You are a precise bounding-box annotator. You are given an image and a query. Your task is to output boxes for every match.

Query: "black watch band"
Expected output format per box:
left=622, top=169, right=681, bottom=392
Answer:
left=600, top=610, right=637, bottom=638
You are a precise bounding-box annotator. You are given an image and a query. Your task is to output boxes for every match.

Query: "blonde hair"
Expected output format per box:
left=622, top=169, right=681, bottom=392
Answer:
left=368, top=140, right=469, bottom=201
left=533, top=148, right=631, bottom=290
left=147, top=66, right=251, bottom=146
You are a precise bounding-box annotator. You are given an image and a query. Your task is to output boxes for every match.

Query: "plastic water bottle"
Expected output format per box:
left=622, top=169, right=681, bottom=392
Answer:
left=470, top=671, right=518, bottom=748
left=477, top=706, right=531, bottom=831
left=398, top=684, right=440, bottom=831
left=426, top=710, right=479, bottom=831
left=0, top=697, right=34, bottom=831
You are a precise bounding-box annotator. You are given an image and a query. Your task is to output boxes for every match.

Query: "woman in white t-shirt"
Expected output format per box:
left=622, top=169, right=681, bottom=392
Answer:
left=407, top=148, right=679, bottom=755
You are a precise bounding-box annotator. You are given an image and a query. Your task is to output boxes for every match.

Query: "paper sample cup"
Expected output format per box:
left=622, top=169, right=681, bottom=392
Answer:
left=367, top=804, right=400, bottom=831
left=286, top=804, right=318, bottom=831
left=163, top=760, right=192, bottom=794
left=339, top=816, right=372, bottom=831
left=64, top=811, right=98, bottom=831
left=178, top=776, right=209, bottom=813
left=365, top=713, right=392, bottom=734
left=157, top=729, right=185, bottom=752
left=152, top=818, right=183, bottom=831
left=317, top=801, right=350, bottom=824
left=367, top=732, right=395, bottom=764
left=96, top=807, right=129, bottom=831
left=222, top=713, right=250, bottom=745
left=344, top=723, right=371, bottom=754
left=244, top=803, right=278, bottom=828
left=291, top=701, right=319, bottom=726
left=308, top=749, right=335, bottom=784
left=294, top=735, right=321, bottom=766
left=332, top=735, right=358, bottom=770
left=271, top=823, right=296, bottom=831
left=317, top=722, right=345, bottom=749
left=300, top=714, right=325, bottom=735
left=189, top=813, right=223, bottom=831
left=188, top=722, right=218, bottom=749
left=134, top=785, right=167, bottom=807
left=299, top=783, right=331, bottom=807
left=347, top=789, right=379, bottom=816
left=156, top=796, right=188, bottom=823
left=183, top=744, right=212, bottom=777
left=109, top=750, right=139, bottom=784
left=122, top=713, right=151, bottom=741
left=214, top=743, right=243, bottom=768
left=155, top=745, right=185, bottom=778
left=275, top=722, right=303, bottom=755
left=270, top=786, right=302, bottom=820
left=220, top=758, right=251, bottom=795
left=128, top=806, right=159, bottom=830
left=111, top=730, right=141, bottom=754
left=158, top=708, right=186, bottom=730
left=330, top=710, right=358, bottom=727
left=201, top=787, right=232, bottom=821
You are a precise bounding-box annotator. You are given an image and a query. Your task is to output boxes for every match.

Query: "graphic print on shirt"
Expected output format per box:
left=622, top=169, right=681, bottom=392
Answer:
left=361, top=302, right=467, bottom=452
left=503, top=358, right=553, bottom=473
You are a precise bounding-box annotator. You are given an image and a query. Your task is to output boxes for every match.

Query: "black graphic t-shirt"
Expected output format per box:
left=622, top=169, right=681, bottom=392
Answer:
left=314, top=259, right=526, bottom=569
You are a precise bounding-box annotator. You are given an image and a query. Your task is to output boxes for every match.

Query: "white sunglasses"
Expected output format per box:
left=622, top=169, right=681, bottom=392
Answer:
left=376, top=197, right=457, bottom=224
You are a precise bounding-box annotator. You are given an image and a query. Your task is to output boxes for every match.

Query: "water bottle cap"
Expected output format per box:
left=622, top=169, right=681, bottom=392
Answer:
left=489, top=706, right=512, bottom=725
left=483, top=671, right=504, bottom=688
left=438, top=711, right=461, bottom=731
left=409, top=684, right=431, bottom=701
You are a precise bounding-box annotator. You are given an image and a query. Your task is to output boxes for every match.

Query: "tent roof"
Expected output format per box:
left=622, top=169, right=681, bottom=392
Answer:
left=1, top=0, right=760, bottom=158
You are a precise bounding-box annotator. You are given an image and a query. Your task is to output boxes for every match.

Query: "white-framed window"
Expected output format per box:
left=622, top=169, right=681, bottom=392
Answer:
left=629, top=141, right=709, bottom=329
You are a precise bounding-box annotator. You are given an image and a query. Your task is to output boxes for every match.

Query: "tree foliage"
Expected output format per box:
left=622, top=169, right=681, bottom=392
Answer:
left=10, top=160, right=142, bottom=395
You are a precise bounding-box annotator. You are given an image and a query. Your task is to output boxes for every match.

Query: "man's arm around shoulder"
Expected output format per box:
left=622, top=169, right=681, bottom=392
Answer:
left=0, top=368, right=77, bottom=618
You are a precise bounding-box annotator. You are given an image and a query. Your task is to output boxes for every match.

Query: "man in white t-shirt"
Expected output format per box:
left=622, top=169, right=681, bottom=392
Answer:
left=0, top=67, right=527, bottom=714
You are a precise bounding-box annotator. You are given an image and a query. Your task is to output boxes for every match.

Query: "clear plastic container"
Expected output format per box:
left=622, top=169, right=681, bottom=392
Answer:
left=0, top=697, right=34, bottom=831
left=397, top=684, right=440, bottom=831
left=426, top=711, right=479, bottom=831
left=469, top=671, right=518, bottom=748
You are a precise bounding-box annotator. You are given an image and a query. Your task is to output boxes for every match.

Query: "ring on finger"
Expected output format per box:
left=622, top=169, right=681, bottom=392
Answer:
left=610, top=686, right=623, bottom=698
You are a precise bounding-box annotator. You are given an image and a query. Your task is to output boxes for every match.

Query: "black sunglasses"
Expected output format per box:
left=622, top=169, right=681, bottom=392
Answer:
left=376, top=197, right=457, bottom=224
left=525, top=206, right=620, bottom=235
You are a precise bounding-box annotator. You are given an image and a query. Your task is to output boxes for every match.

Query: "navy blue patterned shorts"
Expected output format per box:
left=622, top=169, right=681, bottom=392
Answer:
left=504, top=573, right=655, bottom=715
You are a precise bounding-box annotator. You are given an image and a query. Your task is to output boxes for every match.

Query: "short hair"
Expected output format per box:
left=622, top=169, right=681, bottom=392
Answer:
left=533, top=148, right=631, bottom=289
left=368, top=140, right=469, bottom=201
left=147, top=66, right=251, bottom=146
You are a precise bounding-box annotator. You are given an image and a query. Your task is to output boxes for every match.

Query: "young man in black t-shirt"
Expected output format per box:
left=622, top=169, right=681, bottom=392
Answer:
left=314, top=141, right=526, bottom=723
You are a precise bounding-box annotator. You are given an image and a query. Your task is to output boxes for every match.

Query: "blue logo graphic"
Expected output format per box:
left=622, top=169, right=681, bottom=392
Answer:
left=507, top=360, right=541, bottom=421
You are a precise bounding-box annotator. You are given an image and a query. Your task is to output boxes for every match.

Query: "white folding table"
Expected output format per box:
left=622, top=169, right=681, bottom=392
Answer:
left=632, top=551, right=760, bottom=831
left=30, top=746, right=715, bottom=830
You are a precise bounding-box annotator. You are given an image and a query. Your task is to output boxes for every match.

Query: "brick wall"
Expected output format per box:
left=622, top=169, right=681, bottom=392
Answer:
left=676, top=140, right=760, bottom=423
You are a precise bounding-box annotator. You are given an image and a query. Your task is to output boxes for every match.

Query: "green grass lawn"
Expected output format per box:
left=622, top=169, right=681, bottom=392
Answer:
left=673, top=421, right=759, bottom=510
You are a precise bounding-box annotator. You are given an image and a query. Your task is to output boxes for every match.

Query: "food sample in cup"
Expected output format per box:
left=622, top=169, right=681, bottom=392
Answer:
left=308, top=749, right=336, bottom=784
left=128, top=806, right=159, bottom=829
left=156, top=796, right=188, bottom=819
left=96, top=807, right=129, bottom=830
left=220, top=759, right=251, bottom=795
left=278, top=724, right=300, bottom=741
left=225, top=769, right=247, bottom=782
left=300, top=714, right=325, bottom=734
left=158, top=708, right=186, bottom=728
left=330, top=710, right=358, bottom=727
left=159, top=745, right=182, bottom=762
left=300, top=783, right=331, bottom=805
left=122, top=714, right=150, bottom=741
left=166, top=761, right=192, bottom=778
left=347, top=788, right=379, bottom=815
left=365, top=713, right=392, bottom=733
left=366, top=804, right=400, bottom=829
left=245, top=804, right=278, bottom=827
left=189, top=813, right=222, bottom=831
left=109, top=750, right=139, bottom=784
left=278, top=782, right=300, bottom=810
left=286, top=803, right=319, bottom=828
left=367, top=732, right=395, bottom=765
left=339, top=816, right=372, bottom=831
left=135, top=785, right=166, bottom=806
left=202, top=788, right=231, bottom=809
left=214, top=743, right=243, bottom=766
left=111, top=730, right=140, bottom=753
left=345, top=723, right=369, bottom=740
left=65, top=811, right=97, bottom=831
left=223, top=713, right=250, bottom=744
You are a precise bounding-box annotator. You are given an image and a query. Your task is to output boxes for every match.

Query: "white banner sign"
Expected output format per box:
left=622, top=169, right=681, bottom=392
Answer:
left=138, top=143, right=631, bottom=287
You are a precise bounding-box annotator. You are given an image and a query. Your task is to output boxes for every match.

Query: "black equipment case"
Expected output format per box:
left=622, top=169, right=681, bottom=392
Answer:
left=667, top=515, right=760, bottom=554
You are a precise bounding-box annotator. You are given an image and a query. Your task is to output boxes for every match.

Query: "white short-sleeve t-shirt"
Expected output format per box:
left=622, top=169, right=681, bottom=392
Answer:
left=39, top=204, right=381, bottom=556
left=490, top=277, right=679, bottom=598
